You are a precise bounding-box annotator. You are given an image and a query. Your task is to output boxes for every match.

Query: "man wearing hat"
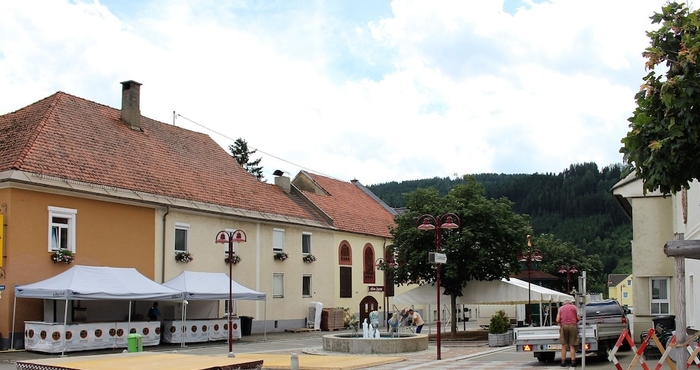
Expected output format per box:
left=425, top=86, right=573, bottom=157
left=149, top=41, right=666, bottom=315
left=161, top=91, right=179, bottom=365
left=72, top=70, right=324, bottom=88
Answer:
left=556, top=299, right=580, bottom=367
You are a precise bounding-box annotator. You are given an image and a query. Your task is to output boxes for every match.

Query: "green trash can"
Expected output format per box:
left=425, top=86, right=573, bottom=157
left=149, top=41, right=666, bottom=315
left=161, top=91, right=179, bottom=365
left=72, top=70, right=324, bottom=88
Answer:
left=127, top=333, right=143, bottom=352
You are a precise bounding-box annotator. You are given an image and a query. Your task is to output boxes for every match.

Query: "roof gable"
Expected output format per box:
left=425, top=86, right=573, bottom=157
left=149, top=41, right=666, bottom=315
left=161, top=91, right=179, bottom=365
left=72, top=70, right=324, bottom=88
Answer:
left=293, top=171, right=396, bottom=238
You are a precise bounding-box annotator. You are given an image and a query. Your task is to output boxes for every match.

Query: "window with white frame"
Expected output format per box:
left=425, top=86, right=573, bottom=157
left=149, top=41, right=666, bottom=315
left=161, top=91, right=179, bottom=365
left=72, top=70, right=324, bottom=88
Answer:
left=650, top=278, right=670, bottom=315
left=273, top=273, right=284, bottom=298
left=273, top=228, right=285, bottom=252
left=623, top=292, right=629, bottom=299
left=48, top=207, right=77, bottom=252
left=627, top=279, right=632, bottom=286
left=175, top=223, right=189, bottom=252
left=302, top=232, right=312, bottom=255
left=223, top=228, right=238, bottom=257
left=302, top=274, right=312, bottom=297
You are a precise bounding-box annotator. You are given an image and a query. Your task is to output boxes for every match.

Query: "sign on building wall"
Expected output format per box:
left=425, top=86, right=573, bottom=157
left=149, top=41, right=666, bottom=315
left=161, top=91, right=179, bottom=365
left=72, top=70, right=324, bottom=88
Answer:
left=368, top=286, right=384, bottom=292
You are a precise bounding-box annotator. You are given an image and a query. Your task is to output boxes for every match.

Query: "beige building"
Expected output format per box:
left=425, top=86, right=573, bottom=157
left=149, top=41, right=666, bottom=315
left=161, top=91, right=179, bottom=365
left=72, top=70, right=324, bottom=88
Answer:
left=0, top=81, right=397, bottom=349
left=612, top=173, right=676, bottom=339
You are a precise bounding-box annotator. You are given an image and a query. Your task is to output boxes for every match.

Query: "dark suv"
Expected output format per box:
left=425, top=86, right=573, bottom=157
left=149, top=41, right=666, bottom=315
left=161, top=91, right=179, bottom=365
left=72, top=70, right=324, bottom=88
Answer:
left=583, top=299, right=631, bottom=351
left=585, top=299, right=630, bottom=324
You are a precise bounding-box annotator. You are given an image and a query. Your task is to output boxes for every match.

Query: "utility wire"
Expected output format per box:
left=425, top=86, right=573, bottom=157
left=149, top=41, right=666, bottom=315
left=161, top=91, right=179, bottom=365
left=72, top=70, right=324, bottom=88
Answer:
left=175, top=113, right=338, bottom=180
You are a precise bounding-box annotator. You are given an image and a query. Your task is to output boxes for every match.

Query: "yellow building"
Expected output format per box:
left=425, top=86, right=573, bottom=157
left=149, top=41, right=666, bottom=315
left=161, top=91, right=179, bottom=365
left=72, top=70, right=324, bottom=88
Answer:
left=608, top=273, right=633, bottom=310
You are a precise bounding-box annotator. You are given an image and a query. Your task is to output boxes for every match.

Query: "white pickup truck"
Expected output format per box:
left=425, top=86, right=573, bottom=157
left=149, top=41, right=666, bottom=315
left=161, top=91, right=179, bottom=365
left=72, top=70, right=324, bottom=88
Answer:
left=513, top=300, right=630, bottom=363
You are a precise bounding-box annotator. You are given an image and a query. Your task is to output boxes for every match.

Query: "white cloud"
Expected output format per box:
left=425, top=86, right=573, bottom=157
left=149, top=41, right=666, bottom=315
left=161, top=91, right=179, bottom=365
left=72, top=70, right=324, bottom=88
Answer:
left=0, top=0, right=671, bottom=185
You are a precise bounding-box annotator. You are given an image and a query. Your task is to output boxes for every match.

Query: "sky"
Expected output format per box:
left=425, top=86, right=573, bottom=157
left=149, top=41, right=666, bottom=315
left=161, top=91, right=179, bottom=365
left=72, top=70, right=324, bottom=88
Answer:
left=0, top=0, right=675, bottom=185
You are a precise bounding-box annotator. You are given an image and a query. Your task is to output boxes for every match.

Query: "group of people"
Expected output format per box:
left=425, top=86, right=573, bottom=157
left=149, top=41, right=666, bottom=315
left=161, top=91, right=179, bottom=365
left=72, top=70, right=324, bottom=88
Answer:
left=387, top=308, right=424, bottom=334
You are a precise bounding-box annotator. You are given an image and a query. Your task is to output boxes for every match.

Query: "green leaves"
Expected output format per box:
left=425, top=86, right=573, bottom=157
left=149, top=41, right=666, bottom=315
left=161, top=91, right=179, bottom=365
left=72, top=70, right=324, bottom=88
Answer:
left=621, top=2, right=700, bottom=194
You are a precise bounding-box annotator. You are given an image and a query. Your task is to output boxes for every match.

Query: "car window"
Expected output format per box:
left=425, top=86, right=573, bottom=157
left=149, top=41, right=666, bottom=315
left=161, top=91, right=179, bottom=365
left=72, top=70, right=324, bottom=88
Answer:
left=585, top=301, right=623, bottom=318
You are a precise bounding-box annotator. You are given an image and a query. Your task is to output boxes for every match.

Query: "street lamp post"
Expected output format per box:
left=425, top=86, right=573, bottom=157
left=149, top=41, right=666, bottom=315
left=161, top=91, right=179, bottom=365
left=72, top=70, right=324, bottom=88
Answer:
left=519, top=235, right=542, bottom=326
left=417, top=213, right=460, bottom=360
left=558, top=265, right=579, bottom=294
left=215, top=229, right=247, bottom=357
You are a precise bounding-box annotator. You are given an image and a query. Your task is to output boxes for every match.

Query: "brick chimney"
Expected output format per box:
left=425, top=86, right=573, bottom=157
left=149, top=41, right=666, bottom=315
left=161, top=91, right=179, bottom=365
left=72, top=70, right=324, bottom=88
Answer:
left=274, top=170, right=291, bottom=193
left=120, top=80, right=142, bottom=130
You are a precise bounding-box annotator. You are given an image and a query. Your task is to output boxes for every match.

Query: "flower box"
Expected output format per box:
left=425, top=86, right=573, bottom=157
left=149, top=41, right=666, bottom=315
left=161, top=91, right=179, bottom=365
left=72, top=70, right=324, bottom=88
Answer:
left=302, top=254, right=316, bottom=263
left=52, top=249, right=74, bottom=264
left=274, top=252, right=289, bottom=261
left=225, top=254, right=241, bottom=265
left=175, top=251, right=193, bottom=263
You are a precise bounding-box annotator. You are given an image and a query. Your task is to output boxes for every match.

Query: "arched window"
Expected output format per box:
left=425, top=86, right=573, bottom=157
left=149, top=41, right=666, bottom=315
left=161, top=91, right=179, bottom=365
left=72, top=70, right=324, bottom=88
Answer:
left=363, top=244, right=375, bottom=284
left=338, top=241, right=352, bottom=265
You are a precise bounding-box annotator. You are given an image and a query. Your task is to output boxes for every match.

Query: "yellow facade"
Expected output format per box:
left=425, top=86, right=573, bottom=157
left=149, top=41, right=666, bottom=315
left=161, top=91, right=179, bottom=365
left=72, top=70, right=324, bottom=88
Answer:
left=608, top=274, right=634, bottom=309
left=0, top=187, right=156, bottom=341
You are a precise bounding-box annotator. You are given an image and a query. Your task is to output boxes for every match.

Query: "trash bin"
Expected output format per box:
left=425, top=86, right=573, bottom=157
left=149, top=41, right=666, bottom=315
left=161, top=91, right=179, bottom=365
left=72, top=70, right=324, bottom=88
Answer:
left=127, top=333, right=143, bottom=352
left=240, top=316, right=253, bottom=336
left=652, top=315, right=676, bottom=331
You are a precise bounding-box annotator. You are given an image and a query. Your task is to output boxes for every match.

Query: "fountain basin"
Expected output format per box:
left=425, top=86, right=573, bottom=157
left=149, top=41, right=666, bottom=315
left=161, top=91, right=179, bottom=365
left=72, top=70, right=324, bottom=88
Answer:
left=322, top=333, right=428, bottom=354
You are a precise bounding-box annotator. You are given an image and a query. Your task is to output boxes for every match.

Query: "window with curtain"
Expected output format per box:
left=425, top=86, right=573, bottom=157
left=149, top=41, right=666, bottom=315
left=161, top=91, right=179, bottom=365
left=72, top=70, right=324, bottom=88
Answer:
left=48, top=206, right=77, bottom=252
left=273, top=229, right=285, bottom=252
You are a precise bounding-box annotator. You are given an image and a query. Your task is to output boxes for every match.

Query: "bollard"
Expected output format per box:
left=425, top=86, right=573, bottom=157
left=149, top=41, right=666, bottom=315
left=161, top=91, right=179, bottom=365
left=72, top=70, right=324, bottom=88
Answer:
left=290, top=352, right=299, bottom=370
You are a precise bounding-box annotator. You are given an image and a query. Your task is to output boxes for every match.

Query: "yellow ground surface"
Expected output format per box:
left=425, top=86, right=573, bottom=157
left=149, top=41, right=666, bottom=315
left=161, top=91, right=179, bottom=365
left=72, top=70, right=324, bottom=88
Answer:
left=18, top=352, right=406, bottom=370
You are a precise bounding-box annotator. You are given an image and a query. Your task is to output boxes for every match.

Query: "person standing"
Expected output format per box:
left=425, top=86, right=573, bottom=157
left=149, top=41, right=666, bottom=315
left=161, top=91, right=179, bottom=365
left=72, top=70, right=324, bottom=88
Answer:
left=408, top=309, right=424, bottom=333
left=147, top=302, right=161, bottom=321
left=556, top=300, right=580, bottom=367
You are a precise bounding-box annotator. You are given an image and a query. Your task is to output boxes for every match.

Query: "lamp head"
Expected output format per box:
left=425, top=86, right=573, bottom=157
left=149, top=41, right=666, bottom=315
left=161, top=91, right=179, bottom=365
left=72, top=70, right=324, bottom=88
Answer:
left=417, top=218, right=436, bottom=230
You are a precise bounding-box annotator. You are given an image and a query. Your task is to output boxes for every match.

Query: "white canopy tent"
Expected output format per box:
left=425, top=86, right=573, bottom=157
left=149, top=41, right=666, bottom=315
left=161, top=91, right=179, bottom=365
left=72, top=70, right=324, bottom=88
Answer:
left=162, top=271, right=267, bottom=341
left=393, top=277, right=572, bottom=305
left=12, top=265, right=184, bottom=354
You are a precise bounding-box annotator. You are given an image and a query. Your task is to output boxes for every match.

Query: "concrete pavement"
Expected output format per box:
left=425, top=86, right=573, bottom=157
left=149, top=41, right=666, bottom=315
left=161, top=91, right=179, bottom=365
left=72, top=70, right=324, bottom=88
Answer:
left=0, top=326, right=508, bottom=370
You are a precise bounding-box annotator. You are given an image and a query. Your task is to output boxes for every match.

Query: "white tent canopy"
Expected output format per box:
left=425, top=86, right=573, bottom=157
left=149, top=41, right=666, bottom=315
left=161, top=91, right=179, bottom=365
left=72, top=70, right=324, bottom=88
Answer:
left=162, top=271, right=268, bottom=342
left=162, top=271, right=265, bottom=301
left=393, top=277, right=573, bottom=305
left=14, top=265, right=184, bottom=300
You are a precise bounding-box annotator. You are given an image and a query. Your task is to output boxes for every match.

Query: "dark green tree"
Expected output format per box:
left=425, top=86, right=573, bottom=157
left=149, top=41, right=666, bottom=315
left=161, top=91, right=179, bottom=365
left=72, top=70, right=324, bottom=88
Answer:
left=229, top=138, right=264, bottom=181
left=621, top=2, right=700, bottom=194
left=532, top=234, right=604, bottom=294
left=389, top=176, right=531, bottom=333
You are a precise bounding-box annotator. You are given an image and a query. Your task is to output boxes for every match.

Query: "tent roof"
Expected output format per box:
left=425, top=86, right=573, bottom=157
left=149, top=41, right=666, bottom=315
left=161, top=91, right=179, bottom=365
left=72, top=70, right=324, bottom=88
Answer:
left=393, top=278, right=572, bottom=306
left=14, top=265, right=184, bottom=300
left=162, top=271, right=266, bottom=301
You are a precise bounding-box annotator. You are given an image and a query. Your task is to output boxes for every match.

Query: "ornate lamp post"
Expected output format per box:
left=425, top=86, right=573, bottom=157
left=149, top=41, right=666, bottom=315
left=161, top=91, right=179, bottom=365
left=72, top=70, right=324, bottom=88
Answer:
left=519, top=235, right=542, bottom=326
left=558, top=265, right=579, bottom=294
left=417, top=213, right=460, bottom=360
left=215, top=229, right=247, bottom=357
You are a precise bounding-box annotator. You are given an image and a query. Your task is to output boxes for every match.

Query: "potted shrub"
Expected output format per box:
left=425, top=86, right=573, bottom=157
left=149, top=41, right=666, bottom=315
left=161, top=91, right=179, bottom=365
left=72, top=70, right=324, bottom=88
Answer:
left=273, top=252, right=289, bottom=261
left=487, top=310, right=512, bottom=347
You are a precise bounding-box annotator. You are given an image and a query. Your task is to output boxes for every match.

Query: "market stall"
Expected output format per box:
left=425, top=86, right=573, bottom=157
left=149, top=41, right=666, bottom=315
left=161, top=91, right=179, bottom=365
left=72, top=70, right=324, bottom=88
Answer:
left=162, top=271, right=266, bottom=345
left=12, top=265, right=184, bottom=355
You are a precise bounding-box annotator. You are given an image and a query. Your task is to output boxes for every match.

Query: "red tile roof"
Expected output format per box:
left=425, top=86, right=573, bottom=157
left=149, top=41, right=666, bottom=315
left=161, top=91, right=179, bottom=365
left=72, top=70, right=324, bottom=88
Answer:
left=294, top=171, right=396, bottom=238
left=0, top=92, right=327, bottom=223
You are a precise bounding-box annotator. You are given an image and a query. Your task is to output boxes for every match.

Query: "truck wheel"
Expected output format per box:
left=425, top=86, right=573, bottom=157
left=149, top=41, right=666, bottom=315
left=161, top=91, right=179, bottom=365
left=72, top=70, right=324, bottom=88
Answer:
left=596, top=342, right=608, bottom=359
left=537, top=352, right=555, bottom=362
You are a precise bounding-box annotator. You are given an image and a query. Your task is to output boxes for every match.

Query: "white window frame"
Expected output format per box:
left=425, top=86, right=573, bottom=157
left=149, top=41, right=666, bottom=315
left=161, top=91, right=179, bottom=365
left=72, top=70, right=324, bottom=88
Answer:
left=224, top=227, right=238, bottom=256
left=273, top=273, right=284, bottom=298
left=623, top=292, right=629, bottom=299
left=302, top=274, right=312, bottom=298
left=48, top=206, right=77, bottom=252
left=302, top=232, right=312, bottom=255
left=174, top=223, right=189, bottom=252
left=650, top=277, right=670, bottom=315
left=273, top=228, right=285, bottom=252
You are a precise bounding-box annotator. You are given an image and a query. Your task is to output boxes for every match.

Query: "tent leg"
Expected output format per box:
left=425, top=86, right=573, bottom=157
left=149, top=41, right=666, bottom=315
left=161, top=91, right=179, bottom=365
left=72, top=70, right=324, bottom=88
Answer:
left=263, top=300, right=267, bottom=341
left=61, top=298, right=69, bottom=357
left=11, top=296, right=17, bottom=350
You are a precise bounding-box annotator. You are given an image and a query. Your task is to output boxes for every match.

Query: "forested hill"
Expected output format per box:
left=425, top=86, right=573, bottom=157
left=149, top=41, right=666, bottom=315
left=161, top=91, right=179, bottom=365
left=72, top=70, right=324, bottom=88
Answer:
left=367, top=162, right=632, bottom=274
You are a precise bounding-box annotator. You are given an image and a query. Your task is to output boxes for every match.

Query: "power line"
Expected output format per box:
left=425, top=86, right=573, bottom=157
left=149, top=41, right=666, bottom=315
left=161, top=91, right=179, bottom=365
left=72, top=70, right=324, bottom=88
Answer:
left=174, top=113, right=338, bottom=179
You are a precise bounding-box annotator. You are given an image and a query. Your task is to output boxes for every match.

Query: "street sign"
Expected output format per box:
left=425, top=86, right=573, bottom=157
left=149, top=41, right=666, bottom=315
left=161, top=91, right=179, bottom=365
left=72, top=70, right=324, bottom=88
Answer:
left=0, top=285, right=5, bottom=291
left=368, top=286, right=384, bottom=292
left=429, top=252, right=447, bottom=264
